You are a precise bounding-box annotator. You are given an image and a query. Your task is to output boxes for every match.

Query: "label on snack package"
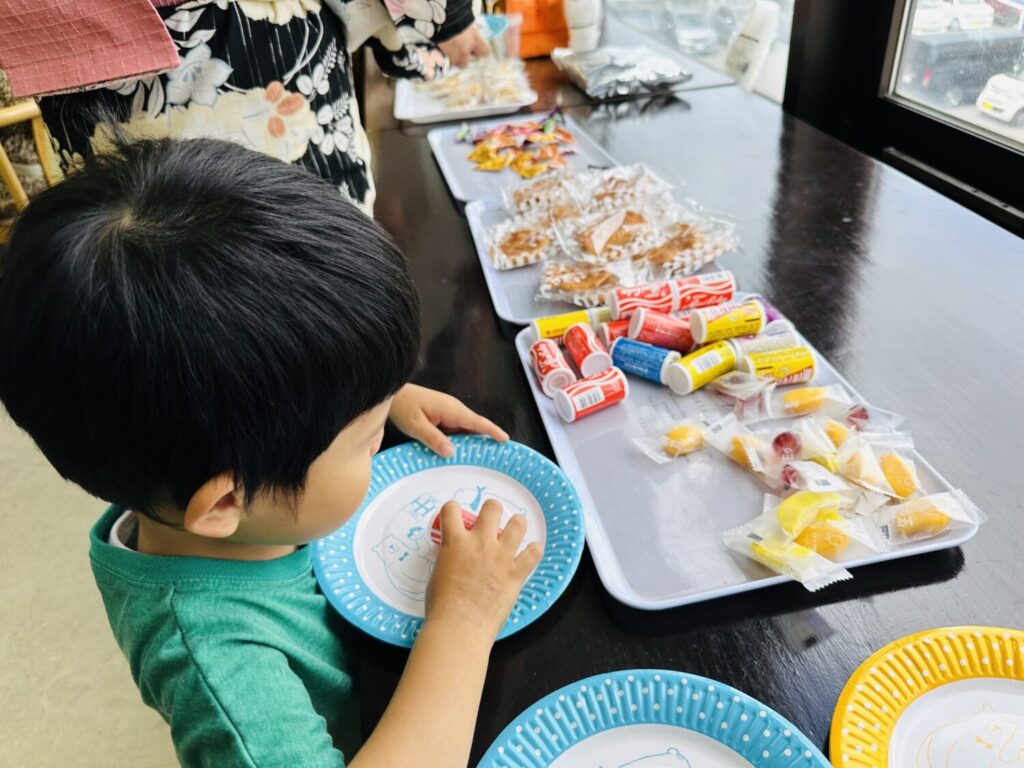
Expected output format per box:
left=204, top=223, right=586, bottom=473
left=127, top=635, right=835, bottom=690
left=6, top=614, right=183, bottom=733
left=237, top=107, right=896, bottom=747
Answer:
left=693, top=298, right=765, bottom=342
left=743, top=346, right=815, bottom=383
left=673, top=270, right=736, bottom=311
left=611, top=338, right=678, bottom=384
left=533, top=309, right=592, bottom=341
left=677, top=341, right=737, bottom=390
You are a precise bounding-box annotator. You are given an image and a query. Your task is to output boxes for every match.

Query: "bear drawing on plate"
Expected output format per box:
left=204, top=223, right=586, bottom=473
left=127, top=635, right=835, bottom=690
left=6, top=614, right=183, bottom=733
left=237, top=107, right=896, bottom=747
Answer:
left=917, top=704, right=1024, bottom=767
left=372, top=534, right=435, bottom=601
left=600, top=747, right=692, bottom=768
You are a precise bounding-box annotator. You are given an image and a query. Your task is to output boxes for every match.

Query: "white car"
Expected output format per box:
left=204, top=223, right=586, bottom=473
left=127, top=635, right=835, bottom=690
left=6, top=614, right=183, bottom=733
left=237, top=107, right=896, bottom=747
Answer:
left=976, top=71, right=1024, bottom=125
left=941, top=0, right=995, bottom=30
left=912, top=0, right=954, bottom=34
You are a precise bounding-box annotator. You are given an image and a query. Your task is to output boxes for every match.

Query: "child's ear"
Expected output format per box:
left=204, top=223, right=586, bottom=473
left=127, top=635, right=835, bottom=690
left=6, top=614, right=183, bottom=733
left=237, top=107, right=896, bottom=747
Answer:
left=184, top=473, right=244, bottom=538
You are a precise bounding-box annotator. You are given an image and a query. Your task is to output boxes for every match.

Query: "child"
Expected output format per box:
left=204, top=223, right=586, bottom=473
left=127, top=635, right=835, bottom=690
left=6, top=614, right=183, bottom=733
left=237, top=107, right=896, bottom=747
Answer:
left=0, top=137, right=541, bottom=767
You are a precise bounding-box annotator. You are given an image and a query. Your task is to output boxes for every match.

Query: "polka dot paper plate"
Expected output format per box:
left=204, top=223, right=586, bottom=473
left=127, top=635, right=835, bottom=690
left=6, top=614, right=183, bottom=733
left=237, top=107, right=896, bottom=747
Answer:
left=830, top=626, right=1024, bottom=767
left=479, top=669, right=830, bottom=767
left=312, top=435, right=584, bottom=648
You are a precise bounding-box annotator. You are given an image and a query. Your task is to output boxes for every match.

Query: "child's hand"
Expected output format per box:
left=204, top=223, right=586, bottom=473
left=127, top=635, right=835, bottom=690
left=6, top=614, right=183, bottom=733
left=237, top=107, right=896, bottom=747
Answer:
left=438, top=25, right=490, bottom=68
left=389, top=383, right=509, bottom=458
left=424, top=500, right=542, bottom=643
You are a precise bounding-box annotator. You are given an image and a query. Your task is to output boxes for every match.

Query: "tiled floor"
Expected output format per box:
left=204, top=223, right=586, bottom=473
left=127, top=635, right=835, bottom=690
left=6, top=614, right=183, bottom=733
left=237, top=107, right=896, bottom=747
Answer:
left=0, top=412, right=178, bottom=766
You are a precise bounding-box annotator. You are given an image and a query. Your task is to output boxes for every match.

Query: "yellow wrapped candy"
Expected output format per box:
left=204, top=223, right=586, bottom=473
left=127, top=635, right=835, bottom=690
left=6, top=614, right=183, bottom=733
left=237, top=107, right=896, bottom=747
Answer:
left=663, top=425, right=705, bottom=458
left=824, top=419, right=849, bottom=449
left=880, top=452, right=917, bottom=499
left=809, top=453, right=840, bottom=473
left=729, top=436, right=758, bottom=469
left=781, top=387, right=827, bottom=415
left=775, top=491, right=843, bottom=537
left=894, top=503, right=950, bottom=537
left=751, top=539, right=816, bottom=571
left=794, top=511, right=850, bottom=559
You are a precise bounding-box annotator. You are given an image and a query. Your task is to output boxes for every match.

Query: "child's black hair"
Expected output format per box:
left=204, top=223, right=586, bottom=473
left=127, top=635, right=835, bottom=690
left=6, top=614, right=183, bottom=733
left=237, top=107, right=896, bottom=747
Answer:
left=0, top=137, right=420, bottom=521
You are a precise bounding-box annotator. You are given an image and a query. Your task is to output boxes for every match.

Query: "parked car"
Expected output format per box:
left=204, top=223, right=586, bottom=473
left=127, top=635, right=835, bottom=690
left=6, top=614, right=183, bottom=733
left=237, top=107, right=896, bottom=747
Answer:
left=941, top=0, right=996, bottom=30
left=976, top=68, right=1024, bottom=123
left=984, top=0, right=1024, bottom=28
left=913, top=0, right=955, bottom=34
left=898, top=26, right=1023, bottom=106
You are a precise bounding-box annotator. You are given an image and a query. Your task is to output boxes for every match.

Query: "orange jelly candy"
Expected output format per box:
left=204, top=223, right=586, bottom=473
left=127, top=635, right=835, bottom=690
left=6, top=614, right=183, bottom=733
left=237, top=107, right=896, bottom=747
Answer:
left=894, top=504, right=950, bottom=537
left=794, top=514, right=851, bottom=560
left=880, top=452, right=917, bottom=499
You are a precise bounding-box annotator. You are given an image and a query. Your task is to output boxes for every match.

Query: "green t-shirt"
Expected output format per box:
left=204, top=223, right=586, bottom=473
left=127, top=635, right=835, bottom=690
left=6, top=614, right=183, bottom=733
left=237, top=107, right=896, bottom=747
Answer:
left=89, top=506, right=360, bottom=768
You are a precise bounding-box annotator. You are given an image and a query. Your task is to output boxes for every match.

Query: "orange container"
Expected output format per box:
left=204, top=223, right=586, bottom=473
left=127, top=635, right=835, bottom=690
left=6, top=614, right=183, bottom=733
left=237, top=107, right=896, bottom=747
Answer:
left=506, top=0, right=569, bottom=58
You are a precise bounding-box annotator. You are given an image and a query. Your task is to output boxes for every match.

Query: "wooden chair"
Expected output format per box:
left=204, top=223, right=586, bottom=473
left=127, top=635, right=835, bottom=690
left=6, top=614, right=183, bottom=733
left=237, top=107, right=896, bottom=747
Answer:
left=0, top=100, right=59, bottom=242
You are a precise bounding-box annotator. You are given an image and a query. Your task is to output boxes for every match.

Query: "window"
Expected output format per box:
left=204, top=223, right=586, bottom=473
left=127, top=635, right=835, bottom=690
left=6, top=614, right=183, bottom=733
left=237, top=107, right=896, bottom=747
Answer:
left=608, top=0, right=794, bottom=103
left=889, top=0, right=1024, bottom=151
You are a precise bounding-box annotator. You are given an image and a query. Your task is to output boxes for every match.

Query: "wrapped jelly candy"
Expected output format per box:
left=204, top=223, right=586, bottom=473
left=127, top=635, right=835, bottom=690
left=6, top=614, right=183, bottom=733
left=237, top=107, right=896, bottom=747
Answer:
left=780, top=460, right=854, bottom=494
left=822, top=418, right=850, bottom=449
left=875, top=490, right=985, bottom=546
left=826, top=400, right=905, bottom=433
left=632, top=420, right=706, bottom=464
left=767, top=490, right=853, bottom=538
left=709, top=370, right=774, bottom=401
left=793, top=508, right=889, bottom=560
left=836, top=431, right=896, bottom=497
left=866, top=433, right=920, bottom=499
left=703, top=414, right=775, bottom=483
left=723, top=528, right=852, bottom=591
left=761, top=418, right=834, bottom=463
left=773, top=384, right=851, bottom=418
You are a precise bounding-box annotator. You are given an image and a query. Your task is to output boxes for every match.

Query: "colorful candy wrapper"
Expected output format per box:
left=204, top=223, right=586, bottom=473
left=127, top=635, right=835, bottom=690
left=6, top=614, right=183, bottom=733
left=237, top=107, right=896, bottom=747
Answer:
left=722, top=527, right=852, bottom=591
left=836, top=431, right=897, bottom=497
left=703, top=414, right=774, bottom=482
left=865, top=432, right=920, bottom=499
left=874, top=490, right=985, bottom=546
left=631, top=420, right=706, bottom=464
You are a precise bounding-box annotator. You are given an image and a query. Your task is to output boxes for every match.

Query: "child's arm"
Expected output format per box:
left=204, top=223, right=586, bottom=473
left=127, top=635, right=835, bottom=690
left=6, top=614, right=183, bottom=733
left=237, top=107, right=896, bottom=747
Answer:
left=348, top=500, right=541, bottom=768
left=389, top=383, right=509, bottom=458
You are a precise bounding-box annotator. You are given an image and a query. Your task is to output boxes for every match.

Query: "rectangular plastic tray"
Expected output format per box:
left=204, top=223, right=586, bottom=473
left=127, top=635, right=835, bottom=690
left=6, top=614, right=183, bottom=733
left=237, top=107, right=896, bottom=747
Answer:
left=427, top=113, right=616, bottom=203
left=513, top=324, right=978, bottom=610
left=393, top=78, right=538, bottom=125
left=466, top=196, right=723, bottom=326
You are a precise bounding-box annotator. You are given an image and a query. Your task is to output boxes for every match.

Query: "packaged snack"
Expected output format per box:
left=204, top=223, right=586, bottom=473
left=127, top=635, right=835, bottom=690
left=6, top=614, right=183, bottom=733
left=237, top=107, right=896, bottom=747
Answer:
left=598, top=318, right=631, bottom=347
left=793, top=509, right=889, bottom=559
left=736, top=345, right=816, bottom=385
left=563, top=322, right=612, bottom=377
left=630, top=212, right=739, bottom=281
left=866, top=433, right=920, bottom=499
left=578, top=164, right=673, bottom=210
left=836, top=431, right=895, bottom=496
left=689, top=298, right=766, bottom=344
left=507, top=170, right=576, bottom=214
left=709, top=370, right=775, bottom=401
left=759, top=418, right=834, bottom=465
left=458, top=109, right=575, bottom=179
left=627, top=308, right=694, bottom=352
left=562, top=208, right=658, bottom=263
left=553, top=367, right=629, bottom=423
left=609, top=279, right=677, bottom=319
left=767, top=490, right=852, bottom=538
left=419, top=57, right=532, bottom=110
left=875, top=490, right=985, bottom=546
left=826, top=401, right=906, bottom=433
left=664, top=340, right=738, bottom=395
left=822, top=418, right=849, bottom=449
left=531, top=306, right=613, bottom=342
left=608, top=270, right=736, bottom=319
left=771, top=384, right=851, bottom=419
left=632, top=420, right=705, bottom=464
left=610, top=337, right=679, bottom=384
left=538, top=261, right=625, bottom=307
left=528, top=339, right=577, bottom=397
left=486, top=214, right=557, bottom=270
left=723, top=528, right=852, bottom=591
left=779, top=460, right=853, bottom=494
left=728, top=321, right=800, bottom=357
left=703, top=414, right=770, bottom=475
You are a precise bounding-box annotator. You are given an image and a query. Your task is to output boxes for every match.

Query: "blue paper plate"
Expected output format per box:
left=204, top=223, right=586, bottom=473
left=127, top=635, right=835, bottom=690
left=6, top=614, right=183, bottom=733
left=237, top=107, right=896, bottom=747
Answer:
left=313, top=435, right=584, bottom=648
left=479, top=669, right=830, bottom=768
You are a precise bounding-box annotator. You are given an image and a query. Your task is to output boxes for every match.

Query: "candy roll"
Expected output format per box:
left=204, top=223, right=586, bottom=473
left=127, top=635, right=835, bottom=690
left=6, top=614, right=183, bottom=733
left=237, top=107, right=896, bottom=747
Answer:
left=737, top=345, right=816, bottom=385
left=671, top=270, right=736, bottom=312
left=729, top=323, right=800, bottom=357
left=531, top=306, right=613, bottom=342
left=609, top=280, right=678, bottom=320
left=664, top=340, right=738, bottom=395
left=627, top=308, right=694, bottom=353
left=689, top=298, right=766, bottom=344
left=529, top=339, right=578, bottom=397
left=563, top=322, right=612, bottom=377
left=610, top=337, right=680, bottom=385
left=598, top=318, right=631, bottom=348
left=553, top=367, right=630, bottom=423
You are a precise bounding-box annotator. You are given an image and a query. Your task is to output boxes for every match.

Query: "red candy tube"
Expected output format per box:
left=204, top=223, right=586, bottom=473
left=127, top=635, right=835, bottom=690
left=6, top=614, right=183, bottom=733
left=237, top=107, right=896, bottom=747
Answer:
left=429, top=507, right=505, bottom=545
left=563, top=322, right=613, bottom=377
left=672, top=270, right=737, bottom=312
left=553, top=367, right=630, bottom=423
left=529, top=339, right=577, bottom=397
left=627, top=308, right=695, bottom=353
left=609, top=280, right=678, bottom=320
left=598, top=318, right=631, bottom=348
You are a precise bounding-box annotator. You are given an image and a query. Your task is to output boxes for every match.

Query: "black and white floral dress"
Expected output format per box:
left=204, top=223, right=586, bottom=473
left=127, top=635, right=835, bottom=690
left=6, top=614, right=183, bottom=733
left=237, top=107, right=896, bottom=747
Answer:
left=39, top=0, right=474, bottom=213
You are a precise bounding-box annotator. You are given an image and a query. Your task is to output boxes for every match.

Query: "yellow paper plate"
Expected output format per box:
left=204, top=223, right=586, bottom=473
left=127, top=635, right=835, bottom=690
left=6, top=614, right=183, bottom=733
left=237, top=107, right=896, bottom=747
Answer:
left=831, top=626, right=1024, bottom=767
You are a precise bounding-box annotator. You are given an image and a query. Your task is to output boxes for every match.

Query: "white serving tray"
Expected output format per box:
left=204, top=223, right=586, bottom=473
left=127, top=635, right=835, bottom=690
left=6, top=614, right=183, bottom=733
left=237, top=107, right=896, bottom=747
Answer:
left=513, top=323, right=978, bottom=610
left=427, top=113, right=616, bottom=202
left=466, top=195, right=723, bottom=325
left=393, top=78, right=538, bottom=125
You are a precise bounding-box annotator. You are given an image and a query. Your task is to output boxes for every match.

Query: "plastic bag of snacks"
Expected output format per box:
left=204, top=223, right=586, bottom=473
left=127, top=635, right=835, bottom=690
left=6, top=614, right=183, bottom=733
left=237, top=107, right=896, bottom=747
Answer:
left=485, top=212, right=559, bottom=270
left=703, top=414, right=777, bottom=484
left=551, top=46, right=692, bottom=101
left=759, top=490, right=855, bottom=539
left=536, top=259, right=633, bottom=307
left=836, top=430, right=897, bottom=497
left=723, top=528, right=852, bottom=591
left=866, top=433, right=921, bottom=500
left=874, top=490, right=985, bottom=546
left=631, top=204, right=740, bottom=282
left=631, top=420, right=706, bottom=464
left=556, top=205, right=660, bottom=264
left=575, top=163, right=674, bottom=211
left=779, top=459, right=854, bottom=495
left=743, top=383, right=852, bottom=423
left=505, top=169, right=580, bottom=215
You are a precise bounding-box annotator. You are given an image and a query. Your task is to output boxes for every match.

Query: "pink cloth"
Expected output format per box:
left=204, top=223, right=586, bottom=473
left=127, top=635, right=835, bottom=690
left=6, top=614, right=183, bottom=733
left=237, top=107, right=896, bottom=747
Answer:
left=0, top=0, right=181, bottom=98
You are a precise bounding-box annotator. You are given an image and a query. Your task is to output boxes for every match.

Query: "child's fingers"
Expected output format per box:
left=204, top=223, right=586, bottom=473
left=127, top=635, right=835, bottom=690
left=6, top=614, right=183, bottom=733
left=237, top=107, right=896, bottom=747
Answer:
left=514, top=541, right=544, bottom=578
left=474, top=498, right=504, bottom=537
left=450, top=404, right=509, bottom=443
left=439, top=501, right=468, bottom=542
left=414, top=416, right=456, bottom=458
left=499, top=514, right=527, bottom=553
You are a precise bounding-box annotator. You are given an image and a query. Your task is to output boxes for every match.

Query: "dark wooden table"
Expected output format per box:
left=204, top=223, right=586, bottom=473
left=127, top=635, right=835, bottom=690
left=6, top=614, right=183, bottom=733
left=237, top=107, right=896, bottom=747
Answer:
left=361, top=71, right=1024, bottom=763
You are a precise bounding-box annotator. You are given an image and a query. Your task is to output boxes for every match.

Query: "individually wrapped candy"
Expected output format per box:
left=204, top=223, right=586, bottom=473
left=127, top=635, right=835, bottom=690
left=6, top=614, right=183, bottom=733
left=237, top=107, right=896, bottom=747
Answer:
left=825, top=400, right=906, bottom=433
left=780, top=460, right=854, bottom=495
left=772, top=384, right=851, bottom=419
left=709, top=370, right=774, bottom=402
left=762, top=490, right=855, bottom=539
left=703, top=414, right=775, bottom=483
left=552, top=46, right=693, bottom=101
left=556, top=206, right=660, bottom=264
left=723, top=528, right=852, bottom=591
left=632, top=420, right=706, bottom=464
left=537, top=259, right=634, bottom=308
left=793, top=508, right=890, bottom=559
left=867, top=433, right=920, bottom=499
left=759, top=417, right=835, bottom=465
left=836, top=431, right=896, bottom=497
left=485, top=213, right=558, bottom=270
left=875, top=490, right=985, bottom=546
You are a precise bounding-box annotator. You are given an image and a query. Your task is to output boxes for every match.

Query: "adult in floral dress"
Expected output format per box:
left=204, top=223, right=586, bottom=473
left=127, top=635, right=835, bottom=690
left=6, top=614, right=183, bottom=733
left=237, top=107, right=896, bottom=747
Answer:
left=38, top=0, right=487, bottom=213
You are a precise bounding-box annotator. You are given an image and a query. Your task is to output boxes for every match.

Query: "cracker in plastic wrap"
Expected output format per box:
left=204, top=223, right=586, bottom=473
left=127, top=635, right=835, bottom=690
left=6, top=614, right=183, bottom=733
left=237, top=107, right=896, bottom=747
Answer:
left=486, top=213, right=557, bottom=271
left=536, top=260, right=630, bottom=308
